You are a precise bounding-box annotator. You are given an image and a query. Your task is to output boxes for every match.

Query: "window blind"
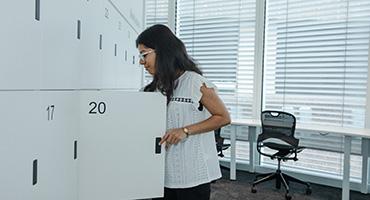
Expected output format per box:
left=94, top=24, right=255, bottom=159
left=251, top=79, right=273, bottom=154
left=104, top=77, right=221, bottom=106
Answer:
left=176, top=0, right=256, bottom=120
left=144, top=0, right=169, bottom=85
left=145, top=0, right=169, bottom=27
left=263, top=0, right=370, bottom=128
left=262, top=0, right=370, bottom=181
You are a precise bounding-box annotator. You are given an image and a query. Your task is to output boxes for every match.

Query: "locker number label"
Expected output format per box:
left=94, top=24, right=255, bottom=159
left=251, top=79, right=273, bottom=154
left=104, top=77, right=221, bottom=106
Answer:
left=89, top=102, right=106, bottom=114
left=105, top=8, right=109, bottom=19
left=46, top=105, right=55, bottom=121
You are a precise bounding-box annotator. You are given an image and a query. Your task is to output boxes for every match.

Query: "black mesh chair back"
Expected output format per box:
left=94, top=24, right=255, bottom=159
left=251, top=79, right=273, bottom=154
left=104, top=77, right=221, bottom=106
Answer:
left=259, top=110, right=298, bottom=148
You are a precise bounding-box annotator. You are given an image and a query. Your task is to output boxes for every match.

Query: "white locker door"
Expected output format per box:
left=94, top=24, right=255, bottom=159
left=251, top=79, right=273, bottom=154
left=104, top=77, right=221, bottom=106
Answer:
left=110, top=0, right=144, bottom=32
left=0, top=92, right=42, bottom=200
left=116, top=16, right=130, bottom=89
left=79, top=91, right=166, bottom=200
left=40, top=0, right=81, bottom=89
left=0, top=1, right=41, bottom=89
left=126, top=27, right=142, bottom=89
left=101, top=2, right=119, bottom=89
left=117, top=20, right=135, bottom=89
left=79, top=0, right=103, bottom=89
left=38, top=92, right=79, bottom=200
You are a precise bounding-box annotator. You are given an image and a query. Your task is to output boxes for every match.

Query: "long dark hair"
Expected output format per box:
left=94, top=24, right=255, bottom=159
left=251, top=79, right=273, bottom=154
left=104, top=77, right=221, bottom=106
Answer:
left=136, top=24, right=202, bottom=103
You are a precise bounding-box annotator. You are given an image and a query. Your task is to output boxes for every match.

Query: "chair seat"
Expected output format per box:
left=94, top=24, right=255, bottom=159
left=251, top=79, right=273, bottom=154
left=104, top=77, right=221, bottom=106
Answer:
left=217, top=144, right=231, bottom=151
left=264, top=142, right=295, bottom=151
left=262, top=142, right=305, bottom=158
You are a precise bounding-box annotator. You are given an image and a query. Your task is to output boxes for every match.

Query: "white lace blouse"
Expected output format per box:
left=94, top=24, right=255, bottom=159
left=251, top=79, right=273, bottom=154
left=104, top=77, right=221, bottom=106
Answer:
left=164, top=71, right=221, bottom=188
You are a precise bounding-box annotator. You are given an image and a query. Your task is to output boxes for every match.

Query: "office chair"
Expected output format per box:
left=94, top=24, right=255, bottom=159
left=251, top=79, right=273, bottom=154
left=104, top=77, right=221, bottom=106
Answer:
left=251, top=110, right=311, bottom=200
left=215, top=128, right=230, bottom=157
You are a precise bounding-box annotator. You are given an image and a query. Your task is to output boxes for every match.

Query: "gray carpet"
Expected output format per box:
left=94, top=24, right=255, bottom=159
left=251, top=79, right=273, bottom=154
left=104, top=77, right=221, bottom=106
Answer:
left=210, top=167, right=370, bottom=200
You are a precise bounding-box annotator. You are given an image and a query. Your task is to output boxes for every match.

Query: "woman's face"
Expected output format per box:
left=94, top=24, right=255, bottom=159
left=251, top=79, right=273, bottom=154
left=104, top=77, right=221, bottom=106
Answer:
left=138, top=44, right=156, bottom=75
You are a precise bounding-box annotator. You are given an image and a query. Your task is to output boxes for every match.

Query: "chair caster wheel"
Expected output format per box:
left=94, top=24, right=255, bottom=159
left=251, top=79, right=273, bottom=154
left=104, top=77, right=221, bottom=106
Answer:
left=285, top=194, right=292, bottom=200
left=251, top=187, right=257, bottom=193
left=306, top=187, right=312, bottom=195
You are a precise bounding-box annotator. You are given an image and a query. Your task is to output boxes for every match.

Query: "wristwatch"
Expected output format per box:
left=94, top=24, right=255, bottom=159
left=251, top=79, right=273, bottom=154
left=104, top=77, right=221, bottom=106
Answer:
left=183, top=127, right=190, bottom=137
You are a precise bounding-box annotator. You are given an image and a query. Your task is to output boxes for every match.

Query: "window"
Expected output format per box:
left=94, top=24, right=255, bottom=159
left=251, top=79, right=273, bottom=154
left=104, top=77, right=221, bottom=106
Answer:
left=176, top=0, right=257, bottom=120
left=263, top=0, right=370, bottom=128
left=144, top=0, right=169, bottom=85
left=145, top=0, right=169, bottom=27
left=263, top=0, right=370, bottom=181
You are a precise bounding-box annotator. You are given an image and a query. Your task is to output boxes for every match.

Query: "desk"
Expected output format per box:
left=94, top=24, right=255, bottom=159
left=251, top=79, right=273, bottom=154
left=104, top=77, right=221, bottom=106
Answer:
left=229, top=119, right=370, bottom=200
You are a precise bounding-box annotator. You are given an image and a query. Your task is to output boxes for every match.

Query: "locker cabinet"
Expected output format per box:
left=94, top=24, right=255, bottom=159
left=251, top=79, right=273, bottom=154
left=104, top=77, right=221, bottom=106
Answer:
left=128, top=27, right=142, bottom=89
left=101, top=1, right=120, bottom=88
left=0, top=91, right=166, bottom=200
left=39, top=92, right=79, bottom=200
left=1, top=0, right=154, bottom=199
left=110, top=0, right=144, bottom=33
left=115, top=13, right=130, bottom=89
left=127, top=27, right=142, bottom=89
left=0, top=92, right=42, bottom=200
left=116, top=19, right=131, bottom=88
left=100, top=1, right=143, bottom=90
left=78, top=91, right=166, bottom=200
left=0, top=1, right=41, bottom=89
left=40, top=0, right=81, bottom=89
left=117, top=25, right=143, bottom=90
left=0, top=92, right=79, bottom=200
left=78, top=0, right=104, bottom=89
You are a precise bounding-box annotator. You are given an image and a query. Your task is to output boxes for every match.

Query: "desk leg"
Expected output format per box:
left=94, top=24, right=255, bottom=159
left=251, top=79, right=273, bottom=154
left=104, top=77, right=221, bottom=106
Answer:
left=248, top=126, right=257, bottom=172
left=230, top=125, right=237, bottom=180
left=361, top=138, right=369, bottom=193
left=342, top=135, right=351, bottom=200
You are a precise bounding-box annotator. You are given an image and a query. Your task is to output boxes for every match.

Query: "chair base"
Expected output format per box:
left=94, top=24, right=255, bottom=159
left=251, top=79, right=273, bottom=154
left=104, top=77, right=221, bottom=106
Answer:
left=251, top=169, right=311, bottom=200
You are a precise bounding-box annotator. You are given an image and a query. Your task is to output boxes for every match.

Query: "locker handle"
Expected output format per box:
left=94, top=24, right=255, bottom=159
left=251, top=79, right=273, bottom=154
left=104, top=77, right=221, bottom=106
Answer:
left=74, top=140, right=78, bottom=159
left=155, top=137, right=161, bottom=154
left=32, top=159, right=38, bottom=185
left=99, top=34, right=103, bottom=50
left=114, top=44, right=117, bottom=56
left=35, top=0, right=40, bottom=21
left=77, top=20, right=81, bottom=39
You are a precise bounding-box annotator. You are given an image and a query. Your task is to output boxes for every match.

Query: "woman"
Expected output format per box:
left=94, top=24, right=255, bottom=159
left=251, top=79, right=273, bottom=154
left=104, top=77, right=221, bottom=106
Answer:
left=136, top=24, right=230, bottom=200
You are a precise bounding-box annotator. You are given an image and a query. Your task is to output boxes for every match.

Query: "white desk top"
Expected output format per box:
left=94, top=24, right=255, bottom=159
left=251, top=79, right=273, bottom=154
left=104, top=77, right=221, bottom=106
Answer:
left=231, top=119, right=370, bottom=138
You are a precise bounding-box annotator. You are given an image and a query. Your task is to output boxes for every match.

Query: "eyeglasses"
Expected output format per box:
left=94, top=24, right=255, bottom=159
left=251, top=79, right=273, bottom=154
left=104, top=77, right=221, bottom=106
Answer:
left=139, top=50, right=155, bottom=61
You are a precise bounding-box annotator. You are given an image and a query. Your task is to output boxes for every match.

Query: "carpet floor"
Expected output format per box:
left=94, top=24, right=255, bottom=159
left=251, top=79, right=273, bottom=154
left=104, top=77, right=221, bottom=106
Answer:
left=210, top=167, right=370, bottom=200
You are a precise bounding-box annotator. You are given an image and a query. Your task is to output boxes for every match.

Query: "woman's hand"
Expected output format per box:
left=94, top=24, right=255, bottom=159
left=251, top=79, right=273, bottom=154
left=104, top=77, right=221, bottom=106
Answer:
left=159, top=128, right=187, bottom=147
